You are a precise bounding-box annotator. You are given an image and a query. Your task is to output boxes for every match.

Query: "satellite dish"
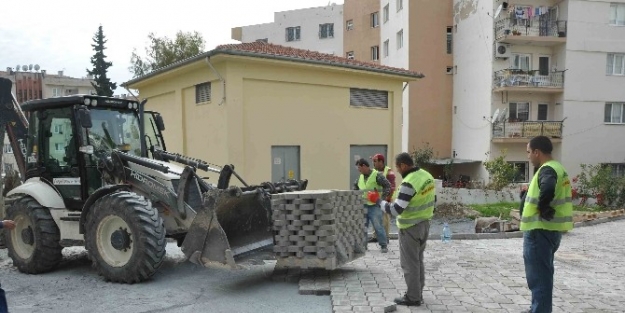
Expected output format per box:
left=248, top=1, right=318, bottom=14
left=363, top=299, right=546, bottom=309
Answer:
left=494, top=4, right=503, bottom=19
left=16, top=65, right=20, bottom=71
left=22, top=65, right=28, bottom=71
left=28, top=64, right=33, bottom=71
left=498, top=108, right=508, bottom=123
left=34, top=64, right=40, bottom=71
left=491, top=108, right=500, bottom=122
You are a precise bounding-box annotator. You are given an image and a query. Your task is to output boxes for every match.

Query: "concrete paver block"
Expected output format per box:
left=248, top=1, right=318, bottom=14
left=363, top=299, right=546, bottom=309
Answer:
left=272, top=190, right=366, bottom=270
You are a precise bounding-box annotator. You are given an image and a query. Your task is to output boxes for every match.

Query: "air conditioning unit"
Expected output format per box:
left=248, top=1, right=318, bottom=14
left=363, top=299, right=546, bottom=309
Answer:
left=495, top=43, right=511, bottom=59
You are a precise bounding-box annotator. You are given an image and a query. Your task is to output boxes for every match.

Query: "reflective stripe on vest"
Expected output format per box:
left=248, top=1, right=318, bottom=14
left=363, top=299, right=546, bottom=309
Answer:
left=358, top=169, right=380, bottom=205
left=520, top=160, right=574, bottom=232
left=396, top=169, right=435, bottom=230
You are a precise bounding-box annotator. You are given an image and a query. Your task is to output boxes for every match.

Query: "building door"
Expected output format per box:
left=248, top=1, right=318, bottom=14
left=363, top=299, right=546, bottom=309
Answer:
left=349, top=145, right=387, bottom=189
left=271, top=146, right=300, bottom=182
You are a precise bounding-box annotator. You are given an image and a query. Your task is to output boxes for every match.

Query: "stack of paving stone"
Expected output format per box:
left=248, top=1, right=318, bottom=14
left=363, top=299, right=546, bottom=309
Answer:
left=270, top=189, right=366, bottom=270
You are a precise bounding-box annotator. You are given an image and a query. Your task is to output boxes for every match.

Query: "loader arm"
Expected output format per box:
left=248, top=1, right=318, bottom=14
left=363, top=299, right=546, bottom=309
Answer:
left=0, top=78, right=28, bottom=181
left=149, top=148, right=310, bottom=268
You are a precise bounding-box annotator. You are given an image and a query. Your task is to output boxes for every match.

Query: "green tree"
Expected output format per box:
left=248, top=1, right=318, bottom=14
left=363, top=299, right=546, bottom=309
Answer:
left=483, top=149, right=517, bottom=190
left=87, top=25, right=117, bottom=96
left=129, top=31, right=206, bottom=78
left=411, top=142, right=435, bottom=168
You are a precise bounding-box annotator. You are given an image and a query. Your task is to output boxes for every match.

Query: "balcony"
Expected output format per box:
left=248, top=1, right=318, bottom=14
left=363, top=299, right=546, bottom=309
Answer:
left=495, top=15, right=566, bottom=46
left=492, top=121, right=563, bottom=143
left=493, top=69, right=564, bottom=93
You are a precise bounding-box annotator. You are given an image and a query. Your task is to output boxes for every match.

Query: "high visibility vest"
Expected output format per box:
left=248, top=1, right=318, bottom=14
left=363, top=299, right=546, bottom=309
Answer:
left=358, top=169, right=381, bottom=205
left=396, top=169, right=436, bottom=230
left=383, top=166, right=390, bottom=177
left=520, top=160, right=573, bottom=232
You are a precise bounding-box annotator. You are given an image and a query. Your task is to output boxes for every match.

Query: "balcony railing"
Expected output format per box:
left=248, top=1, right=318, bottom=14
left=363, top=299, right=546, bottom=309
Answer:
left=492, top=121, right=563, bottom=139
left=493, top=69, right=564, bottom=90
left=495, top=15, right=567, bottom=40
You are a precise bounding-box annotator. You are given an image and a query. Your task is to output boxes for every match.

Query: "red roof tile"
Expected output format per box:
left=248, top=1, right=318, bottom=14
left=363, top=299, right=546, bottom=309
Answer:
left=124, top=42, right=424, bottom=87
left=214, top=42, right=424, bottom=78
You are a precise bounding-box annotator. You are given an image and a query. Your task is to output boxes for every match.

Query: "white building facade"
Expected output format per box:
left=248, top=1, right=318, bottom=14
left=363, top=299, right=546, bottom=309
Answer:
left=379, top=0, right=411, bottom=151
left=453, top=0, right=625, bottom=182
left=231, top=4, right=344, bottom=56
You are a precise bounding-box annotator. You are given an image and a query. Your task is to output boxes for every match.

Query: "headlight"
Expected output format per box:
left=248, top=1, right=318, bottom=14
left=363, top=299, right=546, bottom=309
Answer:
left=128, top=102, right=133, bottom=109
left=84, top=98, right=91, bottom=105
left=91, top=99, right=97, bottom=106
left=133, top=102, right=138, bottom=109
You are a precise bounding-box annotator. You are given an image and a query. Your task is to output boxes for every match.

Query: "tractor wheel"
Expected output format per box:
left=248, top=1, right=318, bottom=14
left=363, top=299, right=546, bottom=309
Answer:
left=6, top=196, right=63, bottom=273
left=85, top=191, right=166, bottom=283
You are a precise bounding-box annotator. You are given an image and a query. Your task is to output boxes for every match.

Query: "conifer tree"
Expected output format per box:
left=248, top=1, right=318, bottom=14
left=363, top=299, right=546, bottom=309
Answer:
left=87, top=25, right=117, bottom=96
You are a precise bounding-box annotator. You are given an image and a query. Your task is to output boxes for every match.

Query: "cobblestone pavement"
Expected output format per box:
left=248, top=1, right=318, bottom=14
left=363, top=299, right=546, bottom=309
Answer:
left=303, top=219, right=625, bottom=313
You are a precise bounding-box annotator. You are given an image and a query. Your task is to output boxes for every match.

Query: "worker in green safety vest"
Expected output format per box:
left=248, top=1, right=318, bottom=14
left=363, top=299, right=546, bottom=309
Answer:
left=520, top=135, right=573, bottom=313
left=367, top=152, right=435, bottom=307
left=353, top=158, right=391, bottom=253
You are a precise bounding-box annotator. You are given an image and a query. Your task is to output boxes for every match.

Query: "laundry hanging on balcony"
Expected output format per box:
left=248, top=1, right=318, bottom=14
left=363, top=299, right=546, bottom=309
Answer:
left=512, top=5, right=553, bottom=19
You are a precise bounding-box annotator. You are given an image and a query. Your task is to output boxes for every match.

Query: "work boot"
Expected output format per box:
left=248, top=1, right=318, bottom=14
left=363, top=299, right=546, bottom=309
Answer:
left=380, top=246, right=388, bottom=253
left=394, top=294, right=421, bottom=306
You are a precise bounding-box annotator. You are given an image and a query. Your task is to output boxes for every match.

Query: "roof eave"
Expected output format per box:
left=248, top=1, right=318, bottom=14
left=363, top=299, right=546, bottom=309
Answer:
left=122, top=51, right=217, bottom=88
left=123, top=48, right=425, bottom=88
left=215, top=49, right=425, bottom=80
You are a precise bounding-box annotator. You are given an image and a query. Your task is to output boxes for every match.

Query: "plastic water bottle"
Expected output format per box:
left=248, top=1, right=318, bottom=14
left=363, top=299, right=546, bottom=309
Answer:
left=441, top=222, right=452, bottom=243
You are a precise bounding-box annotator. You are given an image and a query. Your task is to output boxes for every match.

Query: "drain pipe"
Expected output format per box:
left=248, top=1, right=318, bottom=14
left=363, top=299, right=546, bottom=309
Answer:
left=205, top=57, right=225, bottom=106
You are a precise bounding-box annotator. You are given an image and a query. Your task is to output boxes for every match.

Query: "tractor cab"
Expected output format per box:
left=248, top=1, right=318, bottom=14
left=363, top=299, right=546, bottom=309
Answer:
left=20, top=95, right=165, bottom=210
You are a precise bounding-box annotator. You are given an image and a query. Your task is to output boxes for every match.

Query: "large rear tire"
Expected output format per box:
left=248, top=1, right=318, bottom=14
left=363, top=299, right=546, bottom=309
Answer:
left=5, top=196, right=63, bottom=273
left=85, top=191, right=166, bottom=283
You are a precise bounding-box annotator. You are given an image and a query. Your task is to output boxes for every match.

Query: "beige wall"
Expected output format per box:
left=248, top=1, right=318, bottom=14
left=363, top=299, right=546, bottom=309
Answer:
left=344, top=0, right=380, bottom=62
left=130, top=55, right=408, bottom=190
left=408, top=0, right=453, bottom=158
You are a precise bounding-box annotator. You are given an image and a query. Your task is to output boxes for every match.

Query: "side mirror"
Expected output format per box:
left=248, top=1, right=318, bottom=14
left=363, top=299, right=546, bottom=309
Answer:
left=78, top=108, right=92, bottom=128
left=155, top=114, right=165, bottom=131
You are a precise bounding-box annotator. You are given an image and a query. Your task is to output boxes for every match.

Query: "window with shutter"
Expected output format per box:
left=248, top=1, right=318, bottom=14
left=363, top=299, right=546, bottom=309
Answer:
left=350, top=88, right=389, bottom=108
left=195, top=82, right=211, bottom=104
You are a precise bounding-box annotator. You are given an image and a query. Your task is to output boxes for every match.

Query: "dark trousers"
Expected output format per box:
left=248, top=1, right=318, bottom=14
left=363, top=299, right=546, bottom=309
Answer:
left=399, top=220, right=430, bottom=302
left=0, top=282, right=7, bottom=313
left=523, top=229, right=562, bottom=313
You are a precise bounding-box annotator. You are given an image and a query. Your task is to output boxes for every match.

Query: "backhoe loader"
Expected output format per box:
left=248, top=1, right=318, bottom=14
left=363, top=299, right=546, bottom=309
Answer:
left=0, top=77, right=308, bottom=283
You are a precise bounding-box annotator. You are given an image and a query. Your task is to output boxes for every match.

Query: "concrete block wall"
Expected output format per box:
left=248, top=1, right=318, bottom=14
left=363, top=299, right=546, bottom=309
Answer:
left=271, top=190, right=366, bottom=270
left=435, top=179, right=522, bottom=205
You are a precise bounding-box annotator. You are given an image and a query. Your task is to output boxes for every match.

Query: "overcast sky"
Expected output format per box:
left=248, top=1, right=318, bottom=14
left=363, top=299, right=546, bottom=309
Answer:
left=0, top=0, right=342, bottom=95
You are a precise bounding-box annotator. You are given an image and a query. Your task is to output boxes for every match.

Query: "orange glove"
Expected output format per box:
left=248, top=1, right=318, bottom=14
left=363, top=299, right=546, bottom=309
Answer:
left=367, top=191, right=380, bottom=204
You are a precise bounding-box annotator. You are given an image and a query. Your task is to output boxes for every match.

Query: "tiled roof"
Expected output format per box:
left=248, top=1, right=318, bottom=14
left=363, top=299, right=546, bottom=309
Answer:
left=123, top=42, right=424, bottom=87
left=213, top=42, right=424, bottom=78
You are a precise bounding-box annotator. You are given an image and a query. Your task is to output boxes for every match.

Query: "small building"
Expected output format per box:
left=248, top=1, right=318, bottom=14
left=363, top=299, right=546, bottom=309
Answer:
left=123, top=42, right=423, bottom=190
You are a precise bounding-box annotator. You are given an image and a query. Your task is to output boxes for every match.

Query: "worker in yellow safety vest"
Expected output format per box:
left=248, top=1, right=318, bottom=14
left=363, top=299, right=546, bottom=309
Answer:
left=520, top=135, right=573, bottom=313
left=367, top=152, right=435, bottom=307
left=353, top=158, right=391, bottom=253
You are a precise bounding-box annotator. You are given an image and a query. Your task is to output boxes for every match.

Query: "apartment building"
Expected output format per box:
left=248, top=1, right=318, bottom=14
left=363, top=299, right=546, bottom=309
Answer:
left=452, top=0, right=625, bottom=182
left=231, top=3, right=344, bottom=55
left=373, top=0, right=454, bottom=179
left=343, top=0, right=380, bottom=62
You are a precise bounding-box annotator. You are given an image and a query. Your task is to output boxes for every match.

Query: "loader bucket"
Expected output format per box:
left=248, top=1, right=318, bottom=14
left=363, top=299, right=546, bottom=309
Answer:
left=180, top=186, right=274, bottom=269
